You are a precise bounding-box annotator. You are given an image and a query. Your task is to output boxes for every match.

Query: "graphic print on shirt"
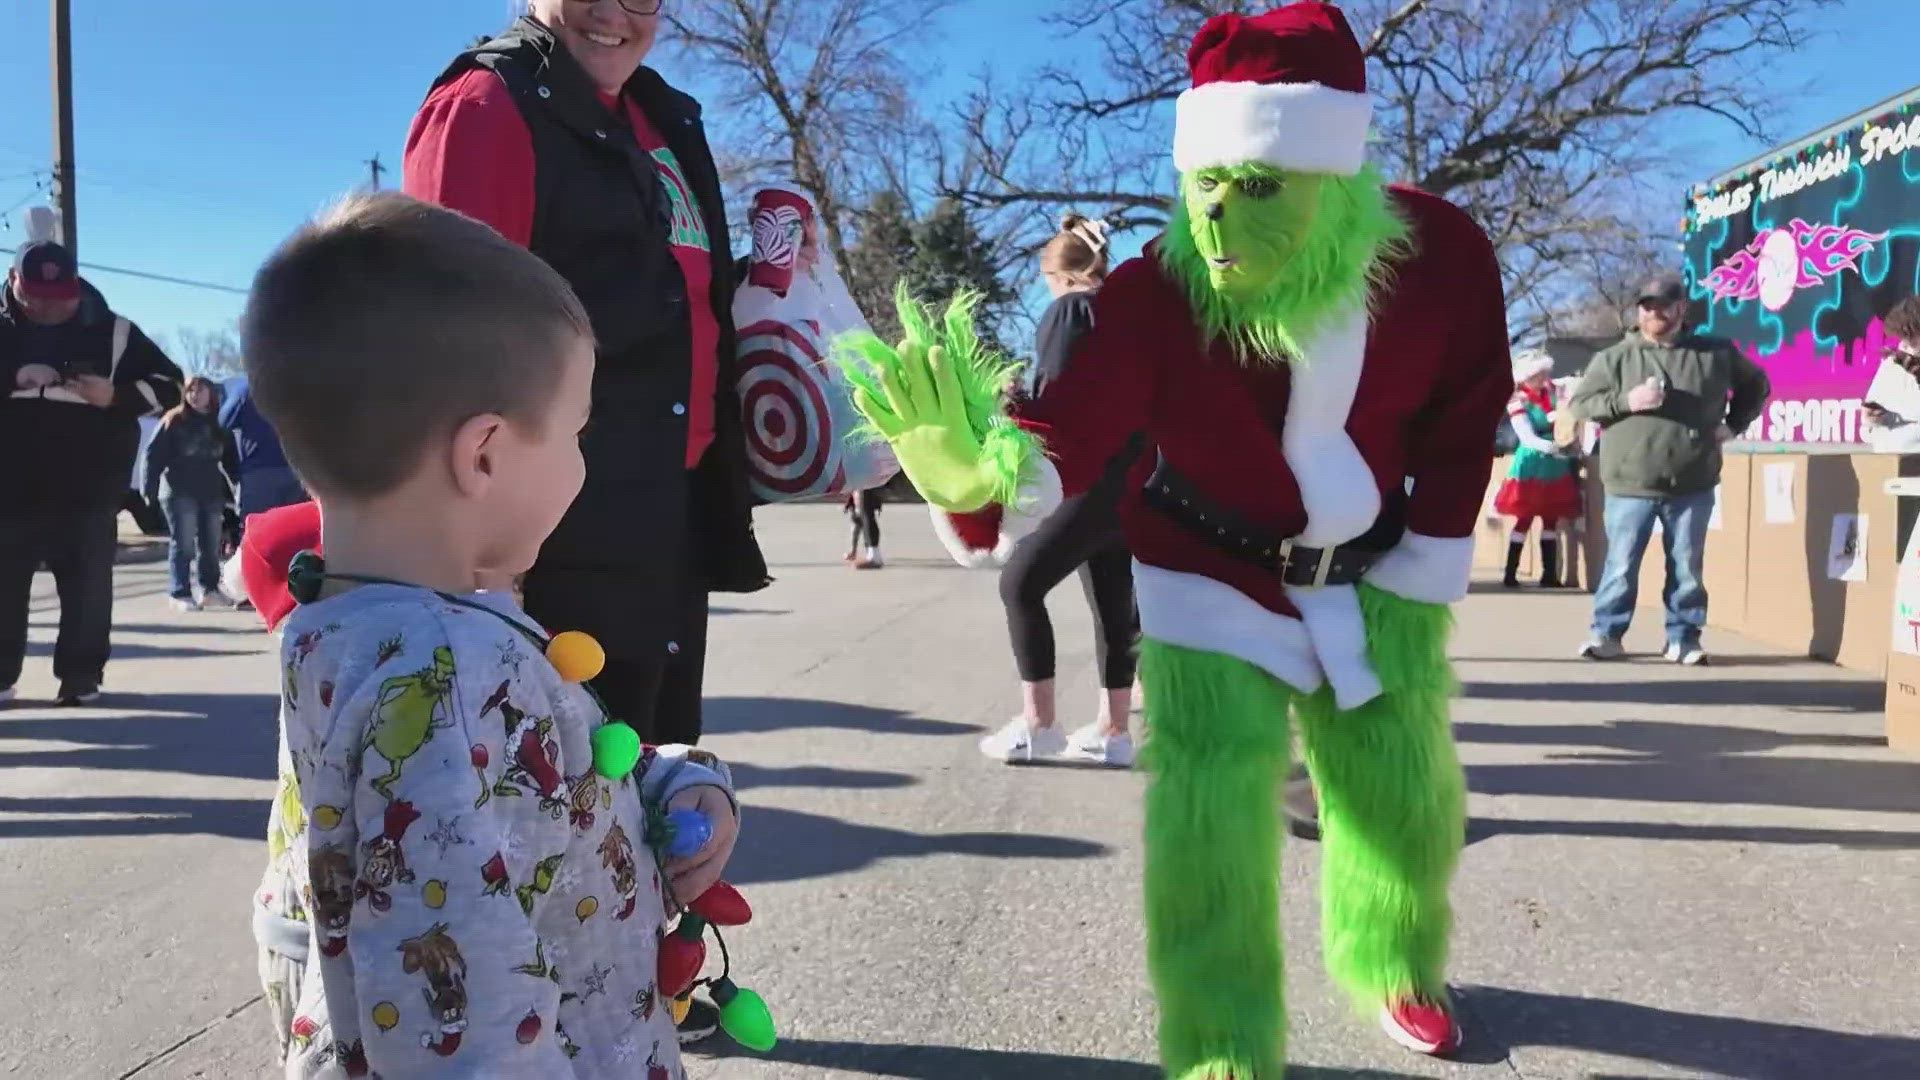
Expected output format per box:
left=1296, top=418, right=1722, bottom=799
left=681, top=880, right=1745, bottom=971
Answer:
left=309, top=844, right=357, bottom=957
left=400, top=922, right=470, bottom=1056
left=357, top=799, right=423, bottom=912
left=647, top=147, right=709, bottom=252
left=367, top=644, right=457, bottom=798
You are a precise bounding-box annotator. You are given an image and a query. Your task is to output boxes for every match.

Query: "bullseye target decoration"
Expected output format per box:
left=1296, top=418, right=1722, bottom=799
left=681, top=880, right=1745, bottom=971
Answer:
left=737, top=318, right=842, bottom=500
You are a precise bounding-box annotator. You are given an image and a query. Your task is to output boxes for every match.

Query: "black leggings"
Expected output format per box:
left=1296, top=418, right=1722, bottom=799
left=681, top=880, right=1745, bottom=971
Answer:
left=999, top=491, right=1139, bottom=689
left=848, top=488, right=882, bottom=550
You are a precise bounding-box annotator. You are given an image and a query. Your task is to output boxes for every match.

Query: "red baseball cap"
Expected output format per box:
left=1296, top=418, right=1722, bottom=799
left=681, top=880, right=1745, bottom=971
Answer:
left=11, top=240, right=79, bottom=302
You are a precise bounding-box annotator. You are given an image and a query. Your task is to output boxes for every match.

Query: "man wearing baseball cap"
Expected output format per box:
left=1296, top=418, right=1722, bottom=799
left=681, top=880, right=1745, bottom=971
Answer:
left=1568, top=271, right=1770, bottom=666
left=1, top=240, right=182, bottom=707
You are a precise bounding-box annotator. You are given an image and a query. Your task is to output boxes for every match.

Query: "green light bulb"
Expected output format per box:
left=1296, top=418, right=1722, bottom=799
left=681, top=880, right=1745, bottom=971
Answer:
left=710, top=976, right=776, bottom=1051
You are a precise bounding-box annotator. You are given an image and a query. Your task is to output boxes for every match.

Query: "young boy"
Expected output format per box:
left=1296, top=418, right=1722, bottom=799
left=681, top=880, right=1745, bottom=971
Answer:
left=244, top=192, right=739, bottom=1078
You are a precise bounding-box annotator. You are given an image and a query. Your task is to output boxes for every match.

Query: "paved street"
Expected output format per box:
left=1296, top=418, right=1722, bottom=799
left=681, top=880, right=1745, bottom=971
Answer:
left=2, top=504, right=1918, bottom=1079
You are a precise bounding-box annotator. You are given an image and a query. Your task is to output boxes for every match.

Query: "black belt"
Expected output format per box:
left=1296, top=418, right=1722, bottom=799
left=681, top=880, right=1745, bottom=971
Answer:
left=1143, top=455, right=1381, bottom=588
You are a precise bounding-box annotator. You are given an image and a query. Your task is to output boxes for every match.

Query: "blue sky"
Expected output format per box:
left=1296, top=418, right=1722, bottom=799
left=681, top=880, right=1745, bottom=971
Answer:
left=0, top=0, right=1912, bottom=351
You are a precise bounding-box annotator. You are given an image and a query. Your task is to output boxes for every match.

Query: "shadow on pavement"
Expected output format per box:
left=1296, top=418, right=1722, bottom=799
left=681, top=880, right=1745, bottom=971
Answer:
left=706, top=696, right=978, bottom=737
left=728, top=762, right=917, bottom=792
left=1461, top=677, right=1880, bottom=712
left=0, top=691, right=279, bottom=782
left=1462, top=984, right=1920, bottom=1078
left=1466, top=816, right=1920, bottom=850
left=1459, top=719, right=1920, bottom=816
left=0, top=794, right=265, bottom=841
left=727, top=804, right=1107, bottom=886
left=712, top=1039, right=1430, bottom=1079
left=709, top=606, right=792, bottom=617
left=23, top=638, right=261, bottom=661
left=101, top=621, right=263, bottom=635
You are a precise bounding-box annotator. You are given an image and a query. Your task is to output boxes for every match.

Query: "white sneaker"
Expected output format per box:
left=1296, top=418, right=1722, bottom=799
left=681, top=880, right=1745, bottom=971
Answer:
left=1664, top=642, right=1708, bottom=666
left=1064, top=723, right=1135, bottom=768
left=978, top=717, right=1067, bottom=763
left=1578, top=636, right=1624, bottom=660
left=199, top=589, right=236, bottom=611
left=170, top=596, right=201, bottom=613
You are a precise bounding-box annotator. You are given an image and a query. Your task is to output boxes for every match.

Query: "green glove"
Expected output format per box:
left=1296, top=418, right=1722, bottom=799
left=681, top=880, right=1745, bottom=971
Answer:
left=836, top=287, right=1039, bottom=514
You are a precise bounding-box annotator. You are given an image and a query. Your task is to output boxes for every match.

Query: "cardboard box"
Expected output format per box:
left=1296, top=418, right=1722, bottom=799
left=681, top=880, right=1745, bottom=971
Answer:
left=1827, top=454, right=1898, bottom=674
left=1884, top=650, right=1920, bottom=752
left=1742, top=455, right=1814, bottom=655
left=1701, top=456, right=1751, bottom=633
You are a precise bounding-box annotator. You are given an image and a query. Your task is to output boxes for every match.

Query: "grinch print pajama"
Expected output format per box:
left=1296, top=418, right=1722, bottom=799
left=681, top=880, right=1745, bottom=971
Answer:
left=253, top=585, right=732, bottom=1078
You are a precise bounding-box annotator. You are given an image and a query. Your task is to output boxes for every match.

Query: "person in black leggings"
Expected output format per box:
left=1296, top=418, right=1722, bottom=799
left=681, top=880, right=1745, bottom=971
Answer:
left=977, top=214, right=1142, bottom=767
left=844, top=486, right=884, bottom=569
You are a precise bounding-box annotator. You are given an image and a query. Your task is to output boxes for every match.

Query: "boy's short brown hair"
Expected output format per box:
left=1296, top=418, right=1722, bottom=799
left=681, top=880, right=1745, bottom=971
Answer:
left=242, top=192, right=592, bottom=500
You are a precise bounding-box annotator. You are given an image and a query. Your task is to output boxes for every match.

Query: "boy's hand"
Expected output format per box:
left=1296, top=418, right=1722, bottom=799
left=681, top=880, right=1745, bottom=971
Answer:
left=663, top=784, right=738, bottom=908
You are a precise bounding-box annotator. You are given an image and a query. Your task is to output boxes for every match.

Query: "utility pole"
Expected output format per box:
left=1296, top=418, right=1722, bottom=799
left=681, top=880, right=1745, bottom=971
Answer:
left=50, top=0, right=77, bottom=258
left=365, top=152, right=386, bottom=191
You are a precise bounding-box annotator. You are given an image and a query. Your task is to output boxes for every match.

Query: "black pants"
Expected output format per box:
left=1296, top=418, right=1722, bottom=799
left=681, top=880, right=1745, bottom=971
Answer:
left=0, top=507, right=117, bottom=690
left=999, top=491, right=1139, bottom=689
left=847, top=488, right=882, bottom=551
left=524, top=567, right=710, bottom=747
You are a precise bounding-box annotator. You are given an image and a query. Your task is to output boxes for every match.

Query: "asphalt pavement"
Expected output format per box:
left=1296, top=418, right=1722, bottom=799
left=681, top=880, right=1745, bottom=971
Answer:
left=2, top=504, right=1916, bottom=1079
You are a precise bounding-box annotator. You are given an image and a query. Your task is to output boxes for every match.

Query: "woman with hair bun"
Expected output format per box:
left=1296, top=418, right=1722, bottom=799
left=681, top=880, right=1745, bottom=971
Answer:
left=977, top=213, right=1143, bottom=767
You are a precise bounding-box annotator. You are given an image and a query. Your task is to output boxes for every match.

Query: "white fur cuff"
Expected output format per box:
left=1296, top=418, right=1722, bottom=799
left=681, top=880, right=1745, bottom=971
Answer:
left=1173, top=80, right=1372, bottom=176
left=924, top=459, right=1062, bottom=569
left=1364, top=532, right=1474, bottom=605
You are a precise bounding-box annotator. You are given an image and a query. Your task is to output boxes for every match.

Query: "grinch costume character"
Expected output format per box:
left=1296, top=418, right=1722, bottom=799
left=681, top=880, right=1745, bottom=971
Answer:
left=837, top=4, right=1510, bottom=1076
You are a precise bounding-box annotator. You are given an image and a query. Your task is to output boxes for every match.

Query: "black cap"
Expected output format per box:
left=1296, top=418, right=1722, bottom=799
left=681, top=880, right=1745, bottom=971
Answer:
left=1636, top=273, right=1686, bottom=306
left=11, top=240, right=79, bottom=301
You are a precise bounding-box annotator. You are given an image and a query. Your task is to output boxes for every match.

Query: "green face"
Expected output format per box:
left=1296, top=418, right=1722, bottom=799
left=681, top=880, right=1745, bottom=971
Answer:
left=1183, top=165, right=1326, bottom=300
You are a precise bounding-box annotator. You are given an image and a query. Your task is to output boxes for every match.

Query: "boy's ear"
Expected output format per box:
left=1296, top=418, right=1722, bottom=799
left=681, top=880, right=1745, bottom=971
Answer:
left=449, top=413, right=507, bottom=497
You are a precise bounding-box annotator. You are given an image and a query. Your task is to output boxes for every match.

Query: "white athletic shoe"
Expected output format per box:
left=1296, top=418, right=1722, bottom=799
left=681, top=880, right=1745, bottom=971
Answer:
left=199, top=589, right=237, bottom=611
left=170, top=596, right=201, bottom=613
left=1063, top=723, right=1135, bottom=768
left=1578, top=636, right=1624, bottom=660
left=978, top=717, right=1067, bottom=763
left=1664, top=641, right=1708, bottom=666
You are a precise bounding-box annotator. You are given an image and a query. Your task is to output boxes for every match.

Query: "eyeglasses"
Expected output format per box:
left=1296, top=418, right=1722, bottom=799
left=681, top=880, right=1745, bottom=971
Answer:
left=569, top=0, right=662, bottom=15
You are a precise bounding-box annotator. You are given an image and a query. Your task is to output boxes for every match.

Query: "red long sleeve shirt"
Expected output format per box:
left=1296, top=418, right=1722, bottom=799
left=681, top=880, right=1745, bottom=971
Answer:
left=402, top=69, right=718, bottom=468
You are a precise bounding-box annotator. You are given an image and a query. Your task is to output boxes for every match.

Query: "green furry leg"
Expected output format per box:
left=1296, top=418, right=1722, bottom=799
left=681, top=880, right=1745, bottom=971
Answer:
left=1139, top=639, right=1294, bottom=1079
left=1294, top=584, right=1465, bottom=1012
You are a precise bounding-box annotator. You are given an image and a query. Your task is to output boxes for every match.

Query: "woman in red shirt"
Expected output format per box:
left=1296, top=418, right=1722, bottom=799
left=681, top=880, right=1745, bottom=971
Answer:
left=402, top=2, right=767, bottom=1044
left=403, top=0, right=766, bottom=772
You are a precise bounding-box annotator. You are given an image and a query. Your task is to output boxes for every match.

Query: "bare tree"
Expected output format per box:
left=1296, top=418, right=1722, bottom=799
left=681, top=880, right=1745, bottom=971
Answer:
left=664, top=0, right=952, bottom=280
left=172, top=325, right=244, bottom=379
left=942, top=0, right=1835, bottom=341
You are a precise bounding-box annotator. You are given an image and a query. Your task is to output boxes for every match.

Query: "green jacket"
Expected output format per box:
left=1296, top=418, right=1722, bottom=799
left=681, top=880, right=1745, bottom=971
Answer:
left=1570, top=331, right=1771, bottom=498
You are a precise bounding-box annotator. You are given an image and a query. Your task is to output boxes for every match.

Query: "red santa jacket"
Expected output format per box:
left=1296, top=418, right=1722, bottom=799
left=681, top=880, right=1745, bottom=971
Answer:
left=1018, top=185, right=1510, bottom=706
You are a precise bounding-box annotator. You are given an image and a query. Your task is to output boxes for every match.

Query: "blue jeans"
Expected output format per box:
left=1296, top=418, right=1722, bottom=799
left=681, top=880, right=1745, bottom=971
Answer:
left=1590, top=488, right=1715, bottom=646
left=165, top=495, right=225, bottom=599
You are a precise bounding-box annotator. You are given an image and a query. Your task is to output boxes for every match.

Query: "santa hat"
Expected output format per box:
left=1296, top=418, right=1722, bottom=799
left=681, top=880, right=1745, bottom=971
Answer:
left=1173, top=2, right=1372, bottom=177
left=1512, top=349, right=1555, bottom=383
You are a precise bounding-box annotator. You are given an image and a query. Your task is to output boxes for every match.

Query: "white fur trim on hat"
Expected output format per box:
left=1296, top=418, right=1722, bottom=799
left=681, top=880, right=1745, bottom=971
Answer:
left=1512, top=349, right=1554, bottom=383
left=1173, top=80, right=1372, bottom=176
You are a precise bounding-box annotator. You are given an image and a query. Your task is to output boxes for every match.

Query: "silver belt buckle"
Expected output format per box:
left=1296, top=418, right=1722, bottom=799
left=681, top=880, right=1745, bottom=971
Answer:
left=1311, top=546, right=1336, bottom=588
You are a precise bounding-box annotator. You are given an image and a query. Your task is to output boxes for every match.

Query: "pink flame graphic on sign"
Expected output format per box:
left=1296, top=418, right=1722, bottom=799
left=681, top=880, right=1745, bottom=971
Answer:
left=1702, top=218, right=1886, bottom=310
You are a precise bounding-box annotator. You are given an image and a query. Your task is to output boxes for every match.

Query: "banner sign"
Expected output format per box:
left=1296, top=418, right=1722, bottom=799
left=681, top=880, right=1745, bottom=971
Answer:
left=1682, top=89, right=1920, bottom=444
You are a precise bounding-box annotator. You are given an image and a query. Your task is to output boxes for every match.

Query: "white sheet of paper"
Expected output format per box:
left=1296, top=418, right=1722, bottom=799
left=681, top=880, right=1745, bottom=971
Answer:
left=1893, top=523, right=1920, bottom=655
left=1762, top=461, right=1796, bottom=524
left=1709, top=483, right=1724, bottom=530
left=1827, top=513, right=1869, bottom=582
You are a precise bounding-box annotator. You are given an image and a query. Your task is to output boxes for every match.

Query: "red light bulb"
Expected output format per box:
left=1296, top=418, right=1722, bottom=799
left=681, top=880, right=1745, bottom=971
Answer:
left=656, top=914, right=708, bottom=999
left=688, top=881, right=752, bottom=927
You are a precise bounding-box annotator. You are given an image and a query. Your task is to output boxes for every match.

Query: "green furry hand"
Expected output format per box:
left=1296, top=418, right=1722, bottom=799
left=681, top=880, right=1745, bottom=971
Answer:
left=835, top=286, right=1040, bottom=514
left=854, top=339, right=997, bottom=511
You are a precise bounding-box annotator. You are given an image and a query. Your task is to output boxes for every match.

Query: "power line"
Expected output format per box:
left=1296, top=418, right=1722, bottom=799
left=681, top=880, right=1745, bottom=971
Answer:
left=0, top=244, right=247, bottom=295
